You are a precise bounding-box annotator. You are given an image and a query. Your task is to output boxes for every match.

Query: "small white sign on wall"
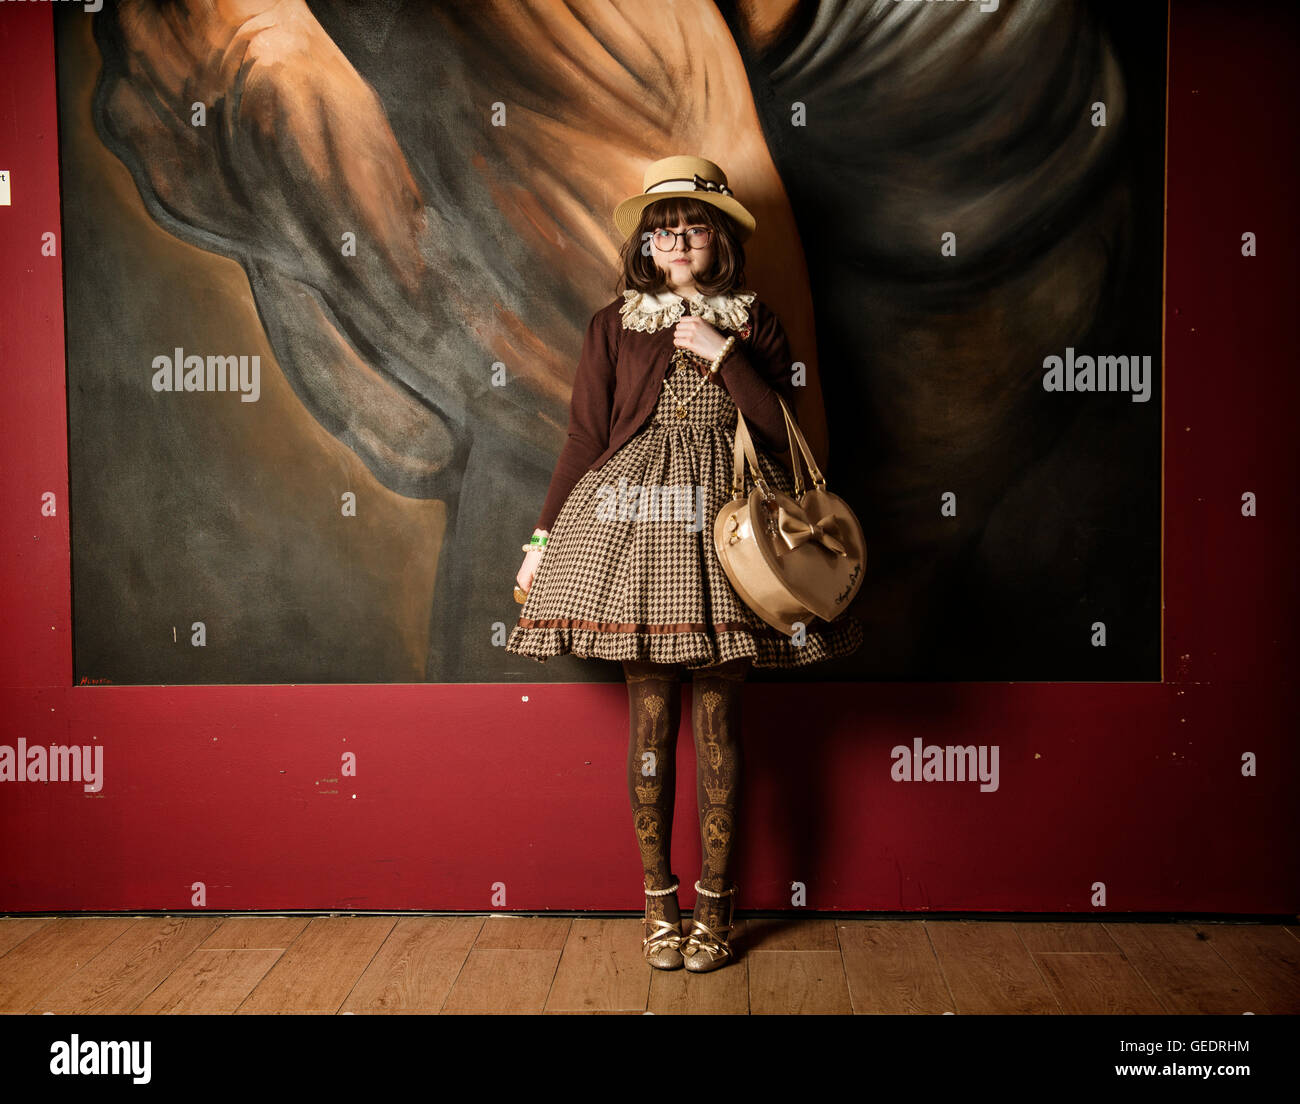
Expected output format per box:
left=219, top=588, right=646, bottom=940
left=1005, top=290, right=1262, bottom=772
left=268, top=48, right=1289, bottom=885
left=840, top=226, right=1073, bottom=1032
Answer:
left=0, top=170, right=9, bottom=206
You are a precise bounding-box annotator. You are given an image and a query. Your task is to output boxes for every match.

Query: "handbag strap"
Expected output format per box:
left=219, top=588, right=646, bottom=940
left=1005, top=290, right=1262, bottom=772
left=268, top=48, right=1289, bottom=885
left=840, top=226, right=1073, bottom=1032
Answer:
left=730, top=408, right=773, bottom=500
left=776, top=394, right=827, bottom=492
left=779, top=399, right=804, bottom=498
left=732, top=396, right=830, bottom=501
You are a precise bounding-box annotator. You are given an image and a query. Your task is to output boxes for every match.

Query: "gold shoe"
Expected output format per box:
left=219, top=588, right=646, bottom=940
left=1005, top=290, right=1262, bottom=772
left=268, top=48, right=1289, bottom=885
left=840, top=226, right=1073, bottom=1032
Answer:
left=681, top=880, right=736, bottom=973
left=642, top=876, right=685, bottom=970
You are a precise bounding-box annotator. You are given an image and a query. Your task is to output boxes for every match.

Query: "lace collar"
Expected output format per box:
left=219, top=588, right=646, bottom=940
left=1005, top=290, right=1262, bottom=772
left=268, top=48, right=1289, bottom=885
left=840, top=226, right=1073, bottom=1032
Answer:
left=619, top=287, right=757, bottom=334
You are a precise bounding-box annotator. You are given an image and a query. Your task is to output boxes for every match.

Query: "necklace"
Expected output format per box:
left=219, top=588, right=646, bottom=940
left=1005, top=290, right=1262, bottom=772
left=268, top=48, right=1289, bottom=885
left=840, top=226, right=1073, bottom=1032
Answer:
left=661, top=348, right=713, bottom=419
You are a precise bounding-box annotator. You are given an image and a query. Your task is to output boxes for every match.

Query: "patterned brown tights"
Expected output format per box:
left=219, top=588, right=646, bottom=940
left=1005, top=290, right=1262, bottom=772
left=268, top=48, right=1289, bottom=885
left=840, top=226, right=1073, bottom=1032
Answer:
left=622, top=656, right=750, bottom=935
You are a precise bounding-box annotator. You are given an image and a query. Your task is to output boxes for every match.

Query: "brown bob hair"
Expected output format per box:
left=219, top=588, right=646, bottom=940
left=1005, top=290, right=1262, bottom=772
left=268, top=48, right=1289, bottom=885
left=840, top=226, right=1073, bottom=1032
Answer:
left=616, top=196, right=747, bottom=298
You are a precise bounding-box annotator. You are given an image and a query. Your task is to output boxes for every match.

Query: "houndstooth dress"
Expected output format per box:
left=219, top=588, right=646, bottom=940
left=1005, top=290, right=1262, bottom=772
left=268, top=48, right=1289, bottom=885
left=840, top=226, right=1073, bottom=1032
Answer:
left=506, top=347, right=864, bottom=668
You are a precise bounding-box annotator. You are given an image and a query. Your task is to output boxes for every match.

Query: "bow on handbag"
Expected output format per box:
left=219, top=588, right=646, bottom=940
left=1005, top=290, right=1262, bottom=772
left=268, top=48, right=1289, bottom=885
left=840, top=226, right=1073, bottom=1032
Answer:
left=775, top=504, right=847, bottom=556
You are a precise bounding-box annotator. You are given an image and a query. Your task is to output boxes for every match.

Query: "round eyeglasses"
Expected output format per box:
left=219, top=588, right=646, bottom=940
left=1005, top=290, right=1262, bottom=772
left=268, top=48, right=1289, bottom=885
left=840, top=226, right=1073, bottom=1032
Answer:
left=651, top=226, right=712, bottom=251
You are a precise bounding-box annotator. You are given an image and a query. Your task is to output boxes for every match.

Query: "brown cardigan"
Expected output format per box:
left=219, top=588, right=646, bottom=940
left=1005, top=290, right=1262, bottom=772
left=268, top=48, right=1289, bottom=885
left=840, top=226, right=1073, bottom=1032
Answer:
left=534, top=294, right=799, bottom=532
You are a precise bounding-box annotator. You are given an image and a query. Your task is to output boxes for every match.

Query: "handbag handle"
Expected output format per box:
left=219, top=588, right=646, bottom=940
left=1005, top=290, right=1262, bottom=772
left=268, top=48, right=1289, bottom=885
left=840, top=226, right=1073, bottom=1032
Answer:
left=732, top=395, right=832, bottom=502
left=778, top=400, right=804, bottom=499
left=730, top=408, right=774, bottom=501
left=776, top=395, right=827, bottom=496
left=731, top=395, right=828, bottom=500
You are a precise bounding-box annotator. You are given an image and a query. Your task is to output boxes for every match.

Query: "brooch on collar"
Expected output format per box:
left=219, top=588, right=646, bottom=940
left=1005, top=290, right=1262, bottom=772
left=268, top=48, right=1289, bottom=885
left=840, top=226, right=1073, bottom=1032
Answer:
left=620, top=288, right=756, bottom=335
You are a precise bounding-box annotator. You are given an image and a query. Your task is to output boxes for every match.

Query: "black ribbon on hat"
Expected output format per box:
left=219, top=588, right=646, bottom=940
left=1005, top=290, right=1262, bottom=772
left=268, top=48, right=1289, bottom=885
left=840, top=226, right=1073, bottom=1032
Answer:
left=692, top=173, right=733, bottom=197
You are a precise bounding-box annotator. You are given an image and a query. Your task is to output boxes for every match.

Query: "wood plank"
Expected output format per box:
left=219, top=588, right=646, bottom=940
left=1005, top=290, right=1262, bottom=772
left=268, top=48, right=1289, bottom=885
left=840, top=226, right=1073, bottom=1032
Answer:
left=925, top=922, right=1059, bottom=1013
left=1015, top=921, right=1123, bottom=954
left=0, top=917, right=134, bottom=1013
left=36, top=917, right=221, bottom=1014
left=133, top=949, right=283, bottom=1013
left=1103, top=923, right=1264, bottom=1013
left=200, top=917, right=310, bottom=950
left=648, top=963, right=750, bottom=1013
left=838, top=921, right=956, bottom=1013
left=0, top=917, right=52, bottom=956
left=342, top=917, right=483, bottom=1013
left=1033, top=953, right=1165, bottom=1013
left=440, top=948, right=560, bottom=1013
left=472, top=916, right=570, bottom=951
left=545, top=918, right=651, bottom=1012
left=1192, top=924, right=1300, bottom=1013
left=743, top=916, right=839, bottom=950
left=236, top=916, right=395, bottom=1013
left=748, top=950, right=852, bottom=1014
left=4, top=915, right=1288, bottom=1016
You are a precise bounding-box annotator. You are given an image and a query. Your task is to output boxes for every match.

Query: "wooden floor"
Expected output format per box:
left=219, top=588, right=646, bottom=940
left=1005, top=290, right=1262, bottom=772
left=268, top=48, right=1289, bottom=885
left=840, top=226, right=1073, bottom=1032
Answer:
left=0, top=914, right=1296, bottom=1014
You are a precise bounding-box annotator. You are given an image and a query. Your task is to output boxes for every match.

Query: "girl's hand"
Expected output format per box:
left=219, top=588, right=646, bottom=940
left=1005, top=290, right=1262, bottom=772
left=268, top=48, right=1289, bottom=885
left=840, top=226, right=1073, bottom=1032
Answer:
left=516, top=528, right=549, bottom=593
left=517, top=548, right=543, bottom=592
left=672, top=316, right=730, bottom=363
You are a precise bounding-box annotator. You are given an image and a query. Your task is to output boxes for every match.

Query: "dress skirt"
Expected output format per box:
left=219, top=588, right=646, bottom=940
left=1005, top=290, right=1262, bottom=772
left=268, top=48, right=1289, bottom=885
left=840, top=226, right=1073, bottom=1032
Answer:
left=507, top=348, right=864, bottom=669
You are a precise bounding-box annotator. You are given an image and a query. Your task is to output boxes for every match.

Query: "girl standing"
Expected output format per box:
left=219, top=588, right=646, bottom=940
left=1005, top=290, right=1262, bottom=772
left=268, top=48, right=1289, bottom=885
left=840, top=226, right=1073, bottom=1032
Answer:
left=507, top=156, right=862, bottom=971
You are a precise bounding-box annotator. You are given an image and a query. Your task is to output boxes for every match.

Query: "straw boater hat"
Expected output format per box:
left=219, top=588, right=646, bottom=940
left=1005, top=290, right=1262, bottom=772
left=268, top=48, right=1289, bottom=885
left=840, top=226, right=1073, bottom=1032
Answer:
left=613, top=155, right=756, bottom=242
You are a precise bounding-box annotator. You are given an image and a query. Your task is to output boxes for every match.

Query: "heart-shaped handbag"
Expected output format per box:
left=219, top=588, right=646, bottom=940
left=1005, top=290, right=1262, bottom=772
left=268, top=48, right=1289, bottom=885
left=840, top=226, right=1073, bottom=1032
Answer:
left=713, top=395, right=866, bottom=635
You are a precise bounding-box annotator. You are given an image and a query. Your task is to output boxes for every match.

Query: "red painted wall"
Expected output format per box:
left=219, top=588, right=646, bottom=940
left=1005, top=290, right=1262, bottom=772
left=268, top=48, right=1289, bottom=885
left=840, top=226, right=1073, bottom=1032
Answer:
left=1, top=2, right=1296, bottom=913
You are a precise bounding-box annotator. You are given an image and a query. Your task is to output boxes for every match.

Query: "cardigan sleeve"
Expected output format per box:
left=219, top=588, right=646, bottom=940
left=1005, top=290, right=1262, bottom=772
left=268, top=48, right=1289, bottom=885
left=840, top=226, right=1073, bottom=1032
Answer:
left=716, top=299, right=797, bottom=456
left=534, top=307, right=617, bottom=532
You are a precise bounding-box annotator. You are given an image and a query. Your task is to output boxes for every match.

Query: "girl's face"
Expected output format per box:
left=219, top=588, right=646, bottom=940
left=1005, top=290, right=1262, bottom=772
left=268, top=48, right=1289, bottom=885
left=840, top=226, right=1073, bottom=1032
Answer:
left=649, top=221, right=716, bottom=295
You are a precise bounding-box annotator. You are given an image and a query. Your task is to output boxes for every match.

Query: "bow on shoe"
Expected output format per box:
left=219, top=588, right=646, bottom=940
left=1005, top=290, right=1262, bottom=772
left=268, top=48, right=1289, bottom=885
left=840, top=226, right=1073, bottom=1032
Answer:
left=775, top=504, right=847, bottom=555
left=692, top=173, right=733, bottom=197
